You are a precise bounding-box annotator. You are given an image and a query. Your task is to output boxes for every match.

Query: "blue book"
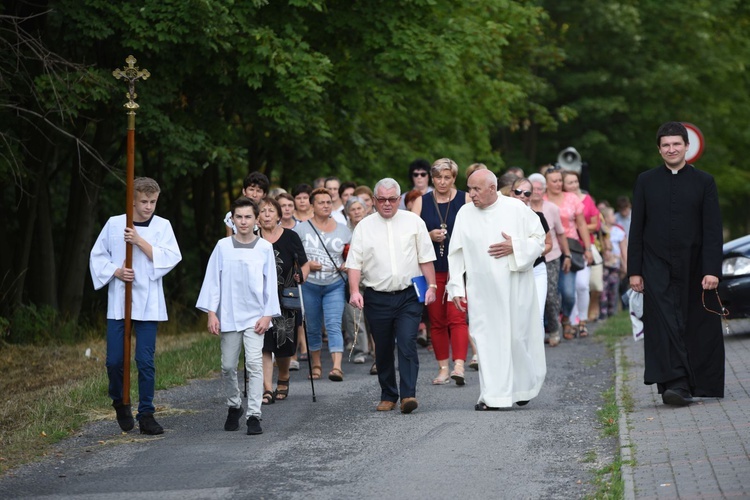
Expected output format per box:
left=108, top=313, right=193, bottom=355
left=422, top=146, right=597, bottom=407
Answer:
left=411, top=275, right=428, bottom=303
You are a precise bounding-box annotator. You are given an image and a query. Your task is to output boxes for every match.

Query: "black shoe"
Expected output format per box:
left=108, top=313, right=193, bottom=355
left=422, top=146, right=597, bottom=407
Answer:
left=138, top=413, right=164, bottom=435
left=224, top=406, right=244, bottom=431
left=246, top=416, right=263, bottom=435
left=515, top=400, right=530, bottom=407
left=113, top=402, right=134, bottom=432
left=474, top=403, right=500, bottom=411
left=662, top=388, right=693, bottom=406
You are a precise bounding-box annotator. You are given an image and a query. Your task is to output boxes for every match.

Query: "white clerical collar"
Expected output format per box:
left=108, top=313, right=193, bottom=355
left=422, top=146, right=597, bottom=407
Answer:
left=484, top=197, right=501, bottom=210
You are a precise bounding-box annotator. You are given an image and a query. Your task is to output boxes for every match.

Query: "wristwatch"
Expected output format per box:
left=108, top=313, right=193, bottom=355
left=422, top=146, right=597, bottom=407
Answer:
left=563, top=255, right=571, bottom=259
left=428, top=284, right=438, bottom=289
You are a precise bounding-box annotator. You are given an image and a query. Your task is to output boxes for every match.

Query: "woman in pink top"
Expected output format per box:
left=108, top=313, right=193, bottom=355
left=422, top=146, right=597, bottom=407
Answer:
left=543, top=167, right=592, bottom=340
left=562, top=171, right=600, bottom=338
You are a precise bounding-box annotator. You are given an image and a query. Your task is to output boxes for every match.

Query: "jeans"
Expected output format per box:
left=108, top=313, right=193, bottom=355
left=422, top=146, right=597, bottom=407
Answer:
left=558, top=265, right=577, bottom=318
left=301, top=279, right=345, bottom=353
left=106, top=319, right=157, bottom=416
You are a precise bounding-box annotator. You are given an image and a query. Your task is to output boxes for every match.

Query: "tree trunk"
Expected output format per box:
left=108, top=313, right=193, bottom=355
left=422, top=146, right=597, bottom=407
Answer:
left=27, top=164, right=58, bottom=308
left=58, top=120, right=111, bottom=320
left=13, top=136, right=51, bottom=308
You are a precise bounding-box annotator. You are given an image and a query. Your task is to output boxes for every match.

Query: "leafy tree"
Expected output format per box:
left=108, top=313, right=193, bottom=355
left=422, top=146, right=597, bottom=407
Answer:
left=509, top=0, right=750, bottom=236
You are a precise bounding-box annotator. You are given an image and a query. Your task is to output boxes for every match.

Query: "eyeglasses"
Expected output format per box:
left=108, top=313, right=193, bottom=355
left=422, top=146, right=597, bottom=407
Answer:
left=412, top=172, right=428, bottom=177
left=513, top=189, right=532, bottom=197
left=375, top=196, right=400, bottom=204
left=702, top=289, right=729, bottom=317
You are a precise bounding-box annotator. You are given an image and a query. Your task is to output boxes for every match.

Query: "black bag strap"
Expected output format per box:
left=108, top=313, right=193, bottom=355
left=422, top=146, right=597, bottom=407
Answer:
left=307, top=220, right=346, bottom=281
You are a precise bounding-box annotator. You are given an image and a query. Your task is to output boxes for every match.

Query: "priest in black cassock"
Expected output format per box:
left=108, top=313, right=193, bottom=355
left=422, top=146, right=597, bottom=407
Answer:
left=628, top=121, right=724, bottom=407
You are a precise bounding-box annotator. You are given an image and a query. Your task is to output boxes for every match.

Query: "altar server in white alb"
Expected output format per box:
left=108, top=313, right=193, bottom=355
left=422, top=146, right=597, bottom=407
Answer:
left=196, top=197, right=280, bottom=436
left=447, top=169, right=546, bottom=410
left=90, top=177, right=182, bottom=435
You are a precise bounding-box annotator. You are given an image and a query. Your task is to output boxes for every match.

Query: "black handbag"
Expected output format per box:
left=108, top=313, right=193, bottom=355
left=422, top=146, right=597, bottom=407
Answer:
left=280, top=258, right=303, bottom=311
left=280, top=286, right=301, bottom=311
left=567, top=237, right=586, bottom=272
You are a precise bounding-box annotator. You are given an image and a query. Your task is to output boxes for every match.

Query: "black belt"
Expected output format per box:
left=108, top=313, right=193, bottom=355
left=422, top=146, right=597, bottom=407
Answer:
left=367, top=287, right=412, bottom=295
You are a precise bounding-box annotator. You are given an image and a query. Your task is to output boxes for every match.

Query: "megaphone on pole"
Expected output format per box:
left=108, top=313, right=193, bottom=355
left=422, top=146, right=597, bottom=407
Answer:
left=557, top=147, right=582, bottom=173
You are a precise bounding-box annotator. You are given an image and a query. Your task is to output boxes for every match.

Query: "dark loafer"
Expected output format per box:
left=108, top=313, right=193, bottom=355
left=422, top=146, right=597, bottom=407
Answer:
left=400, top=397, right=419, bottom=414
left=662, top=389, right=693, bottom=406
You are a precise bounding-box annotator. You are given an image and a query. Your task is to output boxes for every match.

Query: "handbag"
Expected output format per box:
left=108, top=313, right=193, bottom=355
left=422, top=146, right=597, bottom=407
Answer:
left=307, top=221, right=351, bottom=302
left=280, top=258, right=303, bottom=311
left=566, top=237, right=585, bottom=272
left=280, top=286, right=301, bottom=311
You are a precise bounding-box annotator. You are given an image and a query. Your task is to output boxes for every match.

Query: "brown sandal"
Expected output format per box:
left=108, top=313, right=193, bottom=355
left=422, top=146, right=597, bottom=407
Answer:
left=328, top=368, right=344, bottom=382
left=578, top=321, right=589, bottom=338
left=308, top=365, right=322, bottom=380
left=274, top=379, right=290, bottom=401
left=562, top=318, right=576, bottom=340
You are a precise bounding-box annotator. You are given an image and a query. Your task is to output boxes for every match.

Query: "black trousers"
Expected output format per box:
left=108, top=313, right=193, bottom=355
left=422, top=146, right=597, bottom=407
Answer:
left=364, top=287, right=423, bottom=402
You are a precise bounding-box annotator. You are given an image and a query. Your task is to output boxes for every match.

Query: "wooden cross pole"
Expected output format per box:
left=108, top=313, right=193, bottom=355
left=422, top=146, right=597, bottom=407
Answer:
left=112, top=55, right=150, bottom=406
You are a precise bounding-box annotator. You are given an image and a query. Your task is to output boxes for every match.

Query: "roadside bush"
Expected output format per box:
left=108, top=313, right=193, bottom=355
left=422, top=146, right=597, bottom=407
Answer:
left=7, top=304, right=85, bottom=344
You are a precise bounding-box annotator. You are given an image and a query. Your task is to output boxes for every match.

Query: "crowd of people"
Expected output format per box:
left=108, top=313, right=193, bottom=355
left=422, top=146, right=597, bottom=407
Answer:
left=206, top=159, right=635, bottom=424
left=90, top=122, right=726, bottom=437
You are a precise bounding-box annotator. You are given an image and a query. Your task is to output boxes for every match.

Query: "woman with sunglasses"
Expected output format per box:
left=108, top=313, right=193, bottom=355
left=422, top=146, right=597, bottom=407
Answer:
left=399, top=158, right=433, bottom=209
left=510, top=178, right=553, bottom=332
left=411, top=158, right=471, bottom=385
left=544, top=167, right=592, bottom=340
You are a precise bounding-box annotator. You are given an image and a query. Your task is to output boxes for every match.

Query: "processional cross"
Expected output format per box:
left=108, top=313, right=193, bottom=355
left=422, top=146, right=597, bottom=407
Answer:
left=112, top=55, right=150, bottom=405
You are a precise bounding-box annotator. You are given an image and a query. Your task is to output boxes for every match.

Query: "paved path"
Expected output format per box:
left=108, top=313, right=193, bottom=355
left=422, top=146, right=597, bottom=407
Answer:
left=618, top=332, right=750, bottom=499
left=1, top=331, right=616, bottom=499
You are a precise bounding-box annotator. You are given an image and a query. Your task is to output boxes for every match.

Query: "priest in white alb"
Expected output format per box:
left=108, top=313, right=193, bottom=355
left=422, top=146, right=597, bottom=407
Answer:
left=447, top=169, right=546, bottom=410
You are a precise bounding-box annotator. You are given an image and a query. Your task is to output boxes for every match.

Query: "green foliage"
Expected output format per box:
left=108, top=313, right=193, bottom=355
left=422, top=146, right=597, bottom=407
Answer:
left=3, top=0, right=750, bottom=328
left=511, top=0, right=750, bottom=237
left=7, top=305, right=83, bottom=344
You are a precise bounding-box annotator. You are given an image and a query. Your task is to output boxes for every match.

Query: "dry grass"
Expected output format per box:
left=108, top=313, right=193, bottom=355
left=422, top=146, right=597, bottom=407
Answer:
left=0, top=332, right=217, bottom=474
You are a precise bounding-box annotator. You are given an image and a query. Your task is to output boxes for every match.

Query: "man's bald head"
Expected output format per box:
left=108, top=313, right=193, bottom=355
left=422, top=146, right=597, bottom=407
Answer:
left=472, top=169, right=498, bottom=189
left=467, top=169, right=499, bottom=209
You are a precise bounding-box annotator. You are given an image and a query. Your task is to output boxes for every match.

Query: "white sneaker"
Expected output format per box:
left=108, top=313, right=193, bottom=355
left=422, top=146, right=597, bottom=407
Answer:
left=353, top=353, right=367, bottom=364
left=289, top=360, right=300, bottom=371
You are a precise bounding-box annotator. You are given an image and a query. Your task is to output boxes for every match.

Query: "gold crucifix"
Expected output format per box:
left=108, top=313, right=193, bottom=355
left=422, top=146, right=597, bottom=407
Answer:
left=112, top=55, right=150, bottom=128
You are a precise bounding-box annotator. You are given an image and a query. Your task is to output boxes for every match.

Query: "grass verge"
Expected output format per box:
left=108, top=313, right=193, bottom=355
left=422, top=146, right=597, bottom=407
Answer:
left=0, top=332, right=219, bottom=475
left=585, top=311, right=633, bottom=499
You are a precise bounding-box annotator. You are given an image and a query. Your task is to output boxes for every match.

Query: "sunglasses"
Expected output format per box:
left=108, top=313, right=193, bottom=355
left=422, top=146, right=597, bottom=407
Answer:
left=544, top=164, right=562, bottom=175
left=513, top=189, right=532, bottom=197
left=412, top=172, right=428, bottom=177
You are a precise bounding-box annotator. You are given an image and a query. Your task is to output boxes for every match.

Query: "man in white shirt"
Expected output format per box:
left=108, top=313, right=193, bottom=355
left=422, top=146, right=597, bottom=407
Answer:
left=346, top=178, right=437, bottom=414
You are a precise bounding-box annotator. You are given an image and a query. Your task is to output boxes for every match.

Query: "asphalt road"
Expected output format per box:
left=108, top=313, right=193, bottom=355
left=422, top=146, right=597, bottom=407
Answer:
left=1, top=328, right=616, bottom=500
